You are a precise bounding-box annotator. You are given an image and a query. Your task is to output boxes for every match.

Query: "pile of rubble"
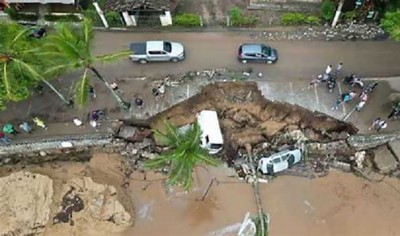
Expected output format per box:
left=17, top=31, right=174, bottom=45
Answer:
left=251, top=22, right=387, bottom=41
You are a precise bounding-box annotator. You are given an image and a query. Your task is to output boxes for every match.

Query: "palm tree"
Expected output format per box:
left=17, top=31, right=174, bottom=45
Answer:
left=42, top=18, right=131, bottom=109
left=0, top=22, right=71, bottom=110
left=146, top=121, right=220, bottom=191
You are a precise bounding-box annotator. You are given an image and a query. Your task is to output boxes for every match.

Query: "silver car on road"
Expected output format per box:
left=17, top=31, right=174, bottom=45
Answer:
left=129, top=40, right=185, bottom=64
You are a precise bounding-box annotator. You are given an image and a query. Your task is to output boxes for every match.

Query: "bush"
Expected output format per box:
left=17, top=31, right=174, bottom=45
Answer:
left=229, top=6, right=257, bottom=27
left=305, top=15, right=321, bottom=25
left=380, top=10, right=400, bottom=41
left=321, top=0, right=336, bottom=21
left=105, top=11, right=122, bottom=27
left=173, top=13, right=201, bottom=27
left=342, top=10, right=357, bottom=21
left=4, top=8, right=39, bottom=21
left=280, top=13, right=306, bottom=25
left=44, top=14, right=80, bottom=22
left=82, top=10, right=103, bottom=26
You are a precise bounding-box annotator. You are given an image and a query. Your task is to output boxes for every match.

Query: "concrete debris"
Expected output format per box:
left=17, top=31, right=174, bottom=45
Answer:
left=251, top=22, right=386, bottom=41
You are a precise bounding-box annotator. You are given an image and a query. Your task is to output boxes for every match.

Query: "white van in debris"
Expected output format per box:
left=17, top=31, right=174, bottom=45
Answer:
left=197, top=110, right=224, bottom=154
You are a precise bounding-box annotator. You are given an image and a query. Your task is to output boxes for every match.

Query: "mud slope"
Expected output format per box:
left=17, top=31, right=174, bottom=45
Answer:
left=150, top=82, right=358, bottom=146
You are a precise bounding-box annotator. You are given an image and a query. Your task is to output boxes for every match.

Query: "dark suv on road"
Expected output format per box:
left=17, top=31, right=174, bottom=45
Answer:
left=238, top=43, right=278, bottom=64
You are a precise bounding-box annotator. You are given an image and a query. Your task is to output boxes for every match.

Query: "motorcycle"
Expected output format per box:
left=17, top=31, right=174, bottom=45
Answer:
left=355, top=82, right=378, bottom=112
left=326, top=74, right=336, bottom=93
left=29, top=27, right=46, bottom=39
left=343, top=74, right=364, bottom=89
left=388, top=102, right=400, bottom=119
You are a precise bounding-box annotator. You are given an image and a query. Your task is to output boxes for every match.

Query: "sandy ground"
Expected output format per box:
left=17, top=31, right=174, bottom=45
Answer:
left=123, top=166, right=400, bottom=236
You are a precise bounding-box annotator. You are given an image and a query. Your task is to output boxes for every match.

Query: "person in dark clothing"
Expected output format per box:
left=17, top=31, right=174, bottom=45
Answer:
left=89, top=86, right=96, bottom=100
left=135, top=97, right=144, bottom=109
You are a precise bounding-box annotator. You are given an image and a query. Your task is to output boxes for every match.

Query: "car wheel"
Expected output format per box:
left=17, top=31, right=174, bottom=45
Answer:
left=171, top=58, right=179, bottom=63
left=267, top=60, right=273, bottom=64
left=241, top=60, right=247, bottom=64
left=288, top=155, right=295, bottom=168
left=138, top=59, right=148, bottom=64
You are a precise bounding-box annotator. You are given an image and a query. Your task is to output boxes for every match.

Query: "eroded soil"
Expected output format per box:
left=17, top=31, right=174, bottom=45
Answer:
left=151, top=82, right=357, bottom=162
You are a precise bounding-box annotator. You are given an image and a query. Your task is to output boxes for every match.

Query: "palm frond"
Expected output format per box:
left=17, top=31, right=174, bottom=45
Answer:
left=145, top=154, right=170, bottom=169
left=94, top=51, right=132, bottom=63
left=73, top=68, right=90, bottom=108
left=147, top=121, right=220, bottom=191
left=82, top=18, right=94, bottom=49
left=2, top=63, right=14, bottom=100
left=10, top=27, right=31, bottom=48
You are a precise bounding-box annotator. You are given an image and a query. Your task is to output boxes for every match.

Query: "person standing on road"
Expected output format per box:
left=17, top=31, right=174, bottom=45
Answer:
left=19, top=121, right=32, bottom=133
left=356, top=92, right=368, bottom=111
left=325, top=65, right=332, bottom=75
left=369, top=118, right=387, bottom=132
left=89, top=85, right=96, bottom=100
left=0, top=132, right=10, bottom=144
left=335, top=62, right=343, bottom=76
left=135, top=97, right=144, bottom=109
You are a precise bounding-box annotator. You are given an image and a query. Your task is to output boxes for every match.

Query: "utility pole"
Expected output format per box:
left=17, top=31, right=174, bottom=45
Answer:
left=331, top=0, right=345, bottom=28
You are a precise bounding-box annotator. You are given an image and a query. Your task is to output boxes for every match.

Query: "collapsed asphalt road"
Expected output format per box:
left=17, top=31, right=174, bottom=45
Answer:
left=92, top=31, right=400, bottom=81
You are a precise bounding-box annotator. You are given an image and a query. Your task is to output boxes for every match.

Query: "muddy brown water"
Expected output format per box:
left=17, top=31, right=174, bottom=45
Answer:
left=1, top=153, right=400, bottom=236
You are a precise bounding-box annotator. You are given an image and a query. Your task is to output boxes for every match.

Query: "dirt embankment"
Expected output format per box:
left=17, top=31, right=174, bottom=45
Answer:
left=150, top=82, right=357, bottom=158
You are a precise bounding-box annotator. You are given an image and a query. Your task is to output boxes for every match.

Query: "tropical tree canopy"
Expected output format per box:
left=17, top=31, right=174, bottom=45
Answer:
left=0, top=22, right=45, bottom=110
left=42, top=18, right=131, bottom=108
left=146, top=121, right=220, bottom=191
left=380, top=10, right=400, bottom=41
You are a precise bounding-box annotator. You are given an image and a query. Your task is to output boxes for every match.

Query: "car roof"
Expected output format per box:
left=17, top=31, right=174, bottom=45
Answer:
left=241, top=44, right=266, bottom=53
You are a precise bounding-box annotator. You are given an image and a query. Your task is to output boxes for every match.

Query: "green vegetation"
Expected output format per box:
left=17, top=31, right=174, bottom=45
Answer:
left=42, top=18, right=131, bottom=108
left=4, top=8, right=38, bottom=22
left=229, top=6, right=257, bottom=27
left=145, top=121, right=219, bottom=191
left=82, top=9, right=103, bottom=26
left=321, top=0, right=336, bottom=21
left=0, top=22, right=71, bottom=110
left=342, top=10, right=358, bottom=21
left=44, top=14, right=81, bottom=22
left=173, top=13, right=201, bottom=27
left=380, top=10, right=400, bottom=41
left=105, top=11, right=122, bottom=27
left=280, top=13, right=321, bottom=26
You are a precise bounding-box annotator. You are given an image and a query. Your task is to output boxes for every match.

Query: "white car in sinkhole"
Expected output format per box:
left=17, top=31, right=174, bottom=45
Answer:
left=257, top=149, right=302, bottom=175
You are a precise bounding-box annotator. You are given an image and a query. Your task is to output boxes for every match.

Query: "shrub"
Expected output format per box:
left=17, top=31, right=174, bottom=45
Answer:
left=229, top=6, right=257, bottom=27
left=305, top=15, right=321, bottom=25
left=4, top=8, right=39, bottom=21
left=280, top=12, right=306, bottom=25
left=321, top=0, right=336, bottom=21
left=44, top=14, right=80, bottom=22
left=380, top=10, right=400, bottom=41
left=105, top=11, right=122, bottom=27
left=342, top=10, right=357, bottom=21
left=173, top=13, right=201, bottom=27
left=82, top=9, right=103, bottom=26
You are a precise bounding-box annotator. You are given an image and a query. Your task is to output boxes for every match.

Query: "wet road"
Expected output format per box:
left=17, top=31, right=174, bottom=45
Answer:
left=93, top=31, right=400, bottom=80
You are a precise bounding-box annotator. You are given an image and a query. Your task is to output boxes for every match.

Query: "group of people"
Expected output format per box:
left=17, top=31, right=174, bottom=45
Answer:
left=0, top=117, right=47, bottom=144
left=73, top=110, right=106, bottom=128
left=308, top=62, right=343, bottom=90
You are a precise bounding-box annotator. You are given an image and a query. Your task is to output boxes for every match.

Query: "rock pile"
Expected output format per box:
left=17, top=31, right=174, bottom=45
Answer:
left=251, top=22, right=387, bottom=41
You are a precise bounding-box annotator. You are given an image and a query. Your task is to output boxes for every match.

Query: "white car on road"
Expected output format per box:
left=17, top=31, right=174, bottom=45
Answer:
left=258, top=149, right=302, bottom=175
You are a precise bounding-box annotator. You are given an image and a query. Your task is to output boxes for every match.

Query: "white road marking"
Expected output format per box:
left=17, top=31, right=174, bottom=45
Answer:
left=337, top=82, right=346, bottom=115
left=314, top=85, right=320, bottom=108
